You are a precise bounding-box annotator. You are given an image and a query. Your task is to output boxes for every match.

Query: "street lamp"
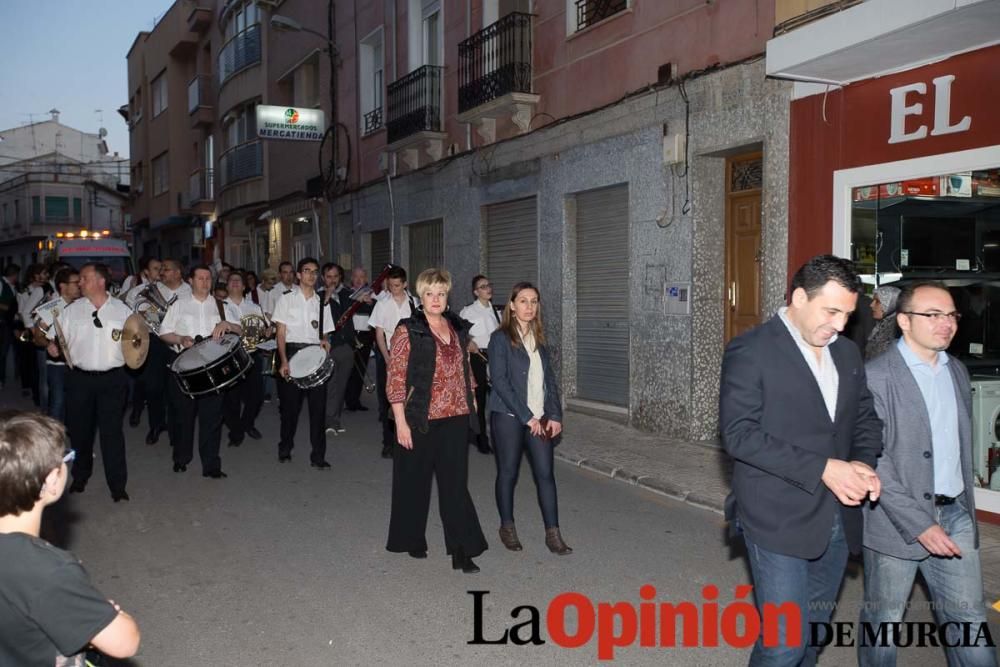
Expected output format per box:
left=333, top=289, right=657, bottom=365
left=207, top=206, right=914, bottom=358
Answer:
left=270, top=14, right=337, bottom=54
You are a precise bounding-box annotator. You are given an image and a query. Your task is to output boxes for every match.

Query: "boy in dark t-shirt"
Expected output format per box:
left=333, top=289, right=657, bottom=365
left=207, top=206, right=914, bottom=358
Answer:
left=0, top=411, right=141, bottom=666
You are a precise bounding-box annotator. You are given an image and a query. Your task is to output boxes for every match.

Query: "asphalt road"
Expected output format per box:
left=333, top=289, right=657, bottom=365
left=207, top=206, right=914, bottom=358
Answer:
left=12, top=385, right=996, bottom=666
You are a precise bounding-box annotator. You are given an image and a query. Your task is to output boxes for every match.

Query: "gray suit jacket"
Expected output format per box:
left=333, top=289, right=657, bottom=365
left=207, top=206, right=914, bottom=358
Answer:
left=862, top=345, right=978, bottom=559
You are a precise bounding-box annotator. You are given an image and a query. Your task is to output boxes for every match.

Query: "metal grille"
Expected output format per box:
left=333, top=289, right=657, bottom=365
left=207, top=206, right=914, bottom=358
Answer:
left=219, top=141, right=262, bottom=188
left=576, top=0, right=627, bottom=31
left=576, top=184, right=629, bottom=406
left=187, top=168, right=215, bottom=206
left=386, top=65, right=443, bottom=144
left=363, top=107, right=383, bottom=135
left=407, top=219, right=443, bottom=279
left=218, top=24, right=261, bottom=84
left=458, top=12, right=533, bottom=114
left=730, top=157, right=763, bottom=192
left=486, top=197, right=538, bottom=305
left=370, top=229, right=391, bottom=273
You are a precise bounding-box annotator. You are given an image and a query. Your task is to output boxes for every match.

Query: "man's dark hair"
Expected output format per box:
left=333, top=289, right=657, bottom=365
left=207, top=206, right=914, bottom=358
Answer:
left=789, top=255, right=859, bottom=299
left=188, top=264, right=213, bottom=280
left=279, top=261, right=294, bottom=272
left=54, top=268, right=78, bottom=289
left=297, top=257, right=319, bottom=273
left=26, top=263, right=46, bottom=284
left=3, top=264, right=21, bottom=279
left=321, top=263, right=344, bottom=281
left=471, top=274, right=488, bottom=295
left=138, top=255, right=157, bottom=273
left=896, top=281, right=952, bottom=316
left=387, top=266, right=407, bottom=282
left=81, top=262, right=112, bottom=287
left=0, top=411, right=67, bottom=516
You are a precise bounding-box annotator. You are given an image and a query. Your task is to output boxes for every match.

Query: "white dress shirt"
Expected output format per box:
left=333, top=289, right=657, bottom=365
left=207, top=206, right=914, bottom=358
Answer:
left=369, top=293, right=417, bottom=351
left=157, top=281, right=192, bottom=303
left=160, top=294, right=241, bottom=339
left=16, top=284, right=46, bottom=325
left=778, top=306, right=839, bottom=421
left=51, top=294, right=131, bottom=371
left=271, top=289, right=334, bottom=344
left=520, top=329, right=546, bottom=419
left=459, top=300, right=501, bottom=349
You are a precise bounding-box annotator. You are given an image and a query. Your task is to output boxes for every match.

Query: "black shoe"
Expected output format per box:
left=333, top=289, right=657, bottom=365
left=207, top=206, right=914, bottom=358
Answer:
left=128, top=410, right=141, bottom=428
left=278, top=453, right=292, bottom=463
left=311, top=460, right=331, bottom=470
left=69, top=480, right=86, bottom=494
left=246, top=427, right=262, bottom=440
left=203, top=470, right=228, bottom=479
left=346, top=404, right=369, bottom=412
left=112, top=491, right=130, bottom=502
left=476, top=443, right=493, bottom=454
left=173, top=463, right=187, bottom=473
left=228, top=439, right=243, bottom=448
left=381, top=444, right=392, bottom=459
left=451, top=551, right=480, bottom=574
left=408, top=550, right=427, bottom=559
left=145, top=427, right=164, bottom=445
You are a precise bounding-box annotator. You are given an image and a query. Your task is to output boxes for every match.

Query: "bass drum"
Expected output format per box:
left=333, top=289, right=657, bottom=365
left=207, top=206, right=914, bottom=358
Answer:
left=171, top=333, right=253, bottom=397
left=288, top=345, right=335, bottom=389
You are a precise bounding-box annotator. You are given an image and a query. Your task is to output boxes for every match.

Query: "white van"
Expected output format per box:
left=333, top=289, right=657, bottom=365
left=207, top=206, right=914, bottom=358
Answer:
left=55, top=236, right=134, bottom=290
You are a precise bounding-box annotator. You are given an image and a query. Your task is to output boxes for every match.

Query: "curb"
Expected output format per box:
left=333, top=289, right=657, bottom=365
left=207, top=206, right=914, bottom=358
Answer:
left=554, top=449, right=725, bottom=516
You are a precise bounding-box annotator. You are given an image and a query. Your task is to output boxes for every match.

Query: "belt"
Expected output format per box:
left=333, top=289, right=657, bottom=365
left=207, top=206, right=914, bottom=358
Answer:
left=74, top=367, right=121, bottom=376
left=934, top=494, right=960, bottom=506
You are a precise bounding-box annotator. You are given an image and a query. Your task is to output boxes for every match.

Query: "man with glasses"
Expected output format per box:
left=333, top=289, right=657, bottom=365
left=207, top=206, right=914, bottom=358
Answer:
left=460, top=275, right=502, bottom=454
left=47, top=263, right=132, bottom=502
left=35, top=268, right=80, bottom=421
left=860, top=282, right=995, bottom=666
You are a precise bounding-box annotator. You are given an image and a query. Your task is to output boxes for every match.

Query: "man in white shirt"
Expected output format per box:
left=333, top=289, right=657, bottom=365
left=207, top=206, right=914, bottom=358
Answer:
left=37, top=267, right=80, bottom=422
left=271, top=257, right=334, bottom=468
left=154, top=259, right=192, bottom=448
left=52, top=262, right=134, bottom=502
left=15, top=264, right=50, bottom=406
left=159, top=265, right=242, bottom=479
left=122, top=257, right=163, bottom=434
left=222, top=271, right=265, bottom=447
left=459, top=274, right=502, bottom=454
left=368, top=266, right=418, bottom=458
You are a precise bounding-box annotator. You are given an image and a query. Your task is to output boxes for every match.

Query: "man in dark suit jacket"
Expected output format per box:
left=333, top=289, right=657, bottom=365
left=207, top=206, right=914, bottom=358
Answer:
left=720, top=255, right=884, bottom=665
left=860, top=282, right=995, bottom=666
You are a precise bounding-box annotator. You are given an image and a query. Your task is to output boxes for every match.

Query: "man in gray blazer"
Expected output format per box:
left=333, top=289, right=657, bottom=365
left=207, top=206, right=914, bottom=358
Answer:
left=861, top=282, right=996, bottom=666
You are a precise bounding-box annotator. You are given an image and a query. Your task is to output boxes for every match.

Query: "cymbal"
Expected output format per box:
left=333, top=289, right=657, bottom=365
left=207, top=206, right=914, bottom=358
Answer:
left=122, top=312, right=150, bottom=369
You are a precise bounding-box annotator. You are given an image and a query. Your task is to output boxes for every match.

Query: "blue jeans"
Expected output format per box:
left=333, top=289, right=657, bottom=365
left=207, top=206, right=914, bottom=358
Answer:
left=859, top=495, right=996, bottom=667
left=46, top=363, right=66, bottom=422
left=491, top=412, right=559, bottom=529
left=742, top=512, right=848, bottom=666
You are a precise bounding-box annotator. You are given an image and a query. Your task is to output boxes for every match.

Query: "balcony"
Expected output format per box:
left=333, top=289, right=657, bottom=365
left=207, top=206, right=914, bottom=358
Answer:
left=457, top=12, right=539, bottom=143
left=187, top=75, right=214, bottom=127
left=386, top=65, right=447, bottom=169
left=187, top=6, right=212, bottom=34
left=218, top=24, right=261, bottom=86
left=186, top=168, right=215, bottom=213
left=363, top=106, right=383, bottom=136
left=575, top=0, right=627, bottom=31
left=219, top=141, right=262, bottom=189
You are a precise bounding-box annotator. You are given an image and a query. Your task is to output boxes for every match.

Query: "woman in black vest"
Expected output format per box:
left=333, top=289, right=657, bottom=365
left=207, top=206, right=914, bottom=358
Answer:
left=487, top=282, right=570, bottom=555
left=385, top=268, right=488, bottom=573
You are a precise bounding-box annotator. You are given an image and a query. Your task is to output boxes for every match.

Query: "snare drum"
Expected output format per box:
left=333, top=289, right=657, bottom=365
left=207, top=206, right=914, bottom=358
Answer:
left=171, top=333, right=253, bottom=397
left=288, top=345, right=335, bottom=389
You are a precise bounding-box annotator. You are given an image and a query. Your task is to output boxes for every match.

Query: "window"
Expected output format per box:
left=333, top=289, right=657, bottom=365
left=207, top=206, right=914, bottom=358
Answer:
left=360, top=28, right=385, bottom=135
left=131, top=89, right=143, bottom=125
left=291, top=54, right=320, bottom=108
left=225, top=103, right=257, bottom=148
left=133, top=163, right=144, bottom=195
left=407, top=0, right=443, bottom=70
left=151, top=72, right=168, bottom=117
left=219, top=0, right=261, bottom=82
left=32, top=196, right=40, bottom=223
left=14, top=200, right=20, bottom=225
left=45, top=197, right=69, bottom=220
left=73, top=198, right=82, bottom=221
left=567, top=0, right=629, bottom=34
left=152, top=153, right=169, bottom=196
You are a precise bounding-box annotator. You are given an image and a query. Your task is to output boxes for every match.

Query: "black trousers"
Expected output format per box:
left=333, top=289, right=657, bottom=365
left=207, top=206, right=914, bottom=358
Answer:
left=66, top=367, right=128, bottom=494
left=386, top=415, right=488, bottom=556
left=171, top=380, right=225, bottom=474
left=224, top=353, right=264, bottom=443
left=277, top=373, right=328, bottom=463
left=15, top=337, right=38, bottom=402
left=469, top=351, right=490, bottom=445
left=376, top=351, right=395, bottom=447
left=164, top=349, right=180, bottom=448
left=135, top=337, right=168, bottom=430
left=345, top=330, right=374, bottom=408
left=325, top=343, right=354, bottom=428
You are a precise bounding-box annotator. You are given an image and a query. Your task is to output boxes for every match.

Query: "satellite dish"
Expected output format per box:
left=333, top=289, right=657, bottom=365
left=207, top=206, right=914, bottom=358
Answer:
left=99, top=128, right=108, bottom=138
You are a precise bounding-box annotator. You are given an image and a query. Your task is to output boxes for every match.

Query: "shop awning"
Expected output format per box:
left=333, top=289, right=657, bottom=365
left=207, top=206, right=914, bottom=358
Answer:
left=766, top=0, right=1000, bottom=87
left=150, top=215, right=196, bottom=230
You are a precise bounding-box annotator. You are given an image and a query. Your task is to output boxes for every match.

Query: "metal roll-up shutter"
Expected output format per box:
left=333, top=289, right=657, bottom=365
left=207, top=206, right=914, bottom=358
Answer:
left=576, top=184, right=629, bottom=406
left=408, top=218, right=443, bottom=277
left=486, top=196, right=537, bottom=305
left=370, top=229, right=391, bottom=273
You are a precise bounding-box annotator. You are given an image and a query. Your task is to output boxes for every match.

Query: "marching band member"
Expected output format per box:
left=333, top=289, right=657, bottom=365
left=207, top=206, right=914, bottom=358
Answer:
left=319, top=263, right=355, bottom=436
left=49, top=263, right=132, bottom=502
left=15, top=264, right=50, bottom=405
left=257, top=268, right=279, bottom=402
left=123, top=257, right=163, bottom=437
left=271, top=258, right=334, bottom=468
left=459, top=275, right=502, bottom=455
left=36, top=268, right=80, bottom=421
left=158, top=265, right=242, bottom=479
left=222, top=271, right=265, bottom=447
left=156, top=259, right=192, bottom=448
left=344, top=266, right=376, bottom=413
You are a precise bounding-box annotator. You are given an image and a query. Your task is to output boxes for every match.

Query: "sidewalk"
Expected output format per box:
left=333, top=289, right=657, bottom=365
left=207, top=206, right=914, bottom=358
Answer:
left=558, top=408, right=1000, bottom=604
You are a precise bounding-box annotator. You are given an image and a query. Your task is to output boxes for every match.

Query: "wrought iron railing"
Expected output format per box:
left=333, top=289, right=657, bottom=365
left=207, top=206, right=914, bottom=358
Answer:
left=363, top=107, right=383, bottom=136
left=386, top=65, right=444, bottom=144
left=219, top=141, right=262, bottom=188
left=575, top=0, right=627, bottom=31
left=187, top=75, right=213, bottom=113
left=218, top=24, right=261, bottom=85
left=187, top=167, right=215, bottom=205
left=458, top=12, right=533, bottom=114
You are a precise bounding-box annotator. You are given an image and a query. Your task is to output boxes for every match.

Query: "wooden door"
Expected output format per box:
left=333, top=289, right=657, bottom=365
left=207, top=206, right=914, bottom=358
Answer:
left=725, top=153, right=763, bottom=343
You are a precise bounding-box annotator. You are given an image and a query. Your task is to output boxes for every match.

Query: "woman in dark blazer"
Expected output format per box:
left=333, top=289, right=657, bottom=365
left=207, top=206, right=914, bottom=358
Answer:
left=487, top=282, right=570, bottom=555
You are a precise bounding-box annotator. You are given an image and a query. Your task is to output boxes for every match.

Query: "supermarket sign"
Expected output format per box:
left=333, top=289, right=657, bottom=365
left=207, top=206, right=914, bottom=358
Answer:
left=256, top=105, right=325, bottom=141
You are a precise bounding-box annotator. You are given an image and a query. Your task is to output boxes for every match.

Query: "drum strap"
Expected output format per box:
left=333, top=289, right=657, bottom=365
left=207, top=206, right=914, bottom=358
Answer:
left=215, top=298, right=227, bottom=324
left=318, top=294, right=325, bottom=337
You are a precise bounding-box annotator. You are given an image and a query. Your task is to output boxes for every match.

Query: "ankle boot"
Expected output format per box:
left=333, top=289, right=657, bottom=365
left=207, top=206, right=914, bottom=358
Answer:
left=545, top=527, right=573, bottom=555
left=451, top=549, right=481, bottom=574
left=498, top=524, right=523, bottom=551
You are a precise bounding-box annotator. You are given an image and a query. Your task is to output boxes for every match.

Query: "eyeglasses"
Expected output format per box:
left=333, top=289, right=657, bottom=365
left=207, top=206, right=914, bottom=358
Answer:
left=902, top=311, right=962, bottom=323
left=63, top=449, right=76, bottom=464
left=92, top=310, right=103, bottom=328
left=476, top=283, right=492, bottom=290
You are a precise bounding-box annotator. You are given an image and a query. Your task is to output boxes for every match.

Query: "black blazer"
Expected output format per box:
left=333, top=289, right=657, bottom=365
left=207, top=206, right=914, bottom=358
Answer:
left=719, top=314, right=883, bottom=558
left=486, top=329, right=562, bottom=426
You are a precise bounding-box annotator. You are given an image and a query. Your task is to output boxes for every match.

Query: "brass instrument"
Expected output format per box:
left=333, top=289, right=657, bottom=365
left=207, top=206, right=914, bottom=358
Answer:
left=52, top=312, right=73, bottom=370
left=132, top=283, right=176, bottom=335
left=239, top=313, right=270, bottom=351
